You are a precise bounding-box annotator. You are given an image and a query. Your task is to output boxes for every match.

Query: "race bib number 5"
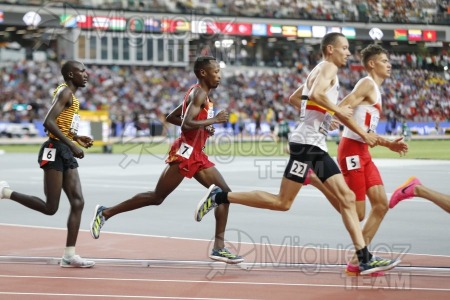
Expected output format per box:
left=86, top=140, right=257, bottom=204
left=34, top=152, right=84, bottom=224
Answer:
left=177, top=142, right=194, bottom=159
left=42, top=148, right=56, bottom=161
left=346, top=155, right=361, bottom=170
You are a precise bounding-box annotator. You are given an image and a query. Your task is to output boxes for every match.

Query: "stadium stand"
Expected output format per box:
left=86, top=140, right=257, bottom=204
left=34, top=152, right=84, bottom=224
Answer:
left=0, top=0, right=449, bottom=137
left=0, top=0, right=448, bottom=24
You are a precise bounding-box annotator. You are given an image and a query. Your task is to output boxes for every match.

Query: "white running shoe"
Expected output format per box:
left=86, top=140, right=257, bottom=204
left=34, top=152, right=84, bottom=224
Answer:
left=60, top=255, right=95, bottom=268
left=0, top=181, right=10, bottom=199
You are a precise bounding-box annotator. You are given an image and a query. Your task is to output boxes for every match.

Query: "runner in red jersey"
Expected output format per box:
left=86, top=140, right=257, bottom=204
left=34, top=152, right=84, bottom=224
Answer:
left=165, top=83, right=215, bottom=178
left=88, top=57, right=243, bottom=264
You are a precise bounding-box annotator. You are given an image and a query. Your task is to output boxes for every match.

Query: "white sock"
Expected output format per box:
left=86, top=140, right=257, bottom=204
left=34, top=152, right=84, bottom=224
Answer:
left=63, top=247, right=76, bottom=259
left=2, top=188, right=12, bottom=199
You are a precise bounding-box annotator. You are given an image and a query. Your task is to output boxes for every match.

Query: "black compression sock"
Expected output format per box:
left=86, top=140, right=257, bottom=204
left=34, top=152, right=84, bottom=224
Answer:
left=214, top=192, right=230, bottom=205
left=356, top=246, right=373, bottom=264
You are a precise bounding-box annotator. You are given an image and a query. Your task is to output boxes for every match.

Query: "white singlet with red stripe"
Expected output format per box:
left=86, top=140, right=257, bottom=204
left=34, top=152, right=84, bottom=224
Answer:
left=342, top=76, right=382, bottom=143
left=289, top=62, right=340, bottom=152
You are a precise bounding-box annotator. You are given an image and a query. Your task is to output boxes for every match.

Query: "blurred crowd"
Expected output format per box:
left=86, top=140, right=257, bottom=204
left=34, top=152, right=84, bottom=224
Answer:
left=1, top=51, right=449, bottom=136
left=1, top=0, right=449, bottom=24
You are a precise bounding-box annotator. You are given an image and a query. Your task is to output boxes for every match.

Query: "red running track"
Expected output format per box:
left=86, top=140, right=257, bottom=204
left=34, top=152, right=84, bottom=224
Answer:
left=1, top=224, right=450, bottom=300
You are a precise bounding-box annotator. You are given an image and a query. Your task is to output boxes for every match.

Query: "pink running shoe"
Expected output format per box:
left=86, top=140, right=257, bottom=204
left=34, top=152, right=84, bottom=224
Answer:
left=345, top=263, right=385, bottom=277
left=389, top=176, right=422, bottom=209
left=303, top=168, right=313, bottom=186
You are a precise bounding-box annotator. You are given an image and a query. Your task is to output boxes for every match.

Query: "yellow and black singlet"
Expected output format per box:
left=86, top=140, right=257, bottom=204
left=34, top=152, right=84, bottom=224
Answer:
left=47, top=83, right=80, bottom=141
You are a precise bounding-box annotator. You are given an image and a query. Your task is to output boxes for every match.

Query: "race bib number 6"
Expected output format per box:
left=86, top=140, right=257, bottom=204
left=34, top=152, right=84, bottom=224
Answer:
left=177, top=142, right=194, bottom=159
left=42, top=148, right=56, bottom=161
left=289, top=160, right=308, bottom=178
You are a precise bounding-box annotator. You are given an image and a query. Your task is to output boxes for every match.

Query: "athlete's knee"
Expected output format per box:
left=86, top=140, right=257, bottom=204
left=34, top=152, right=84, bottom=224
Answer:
left=273, top=197, right=294, bottom=211
left=141, top=191, right=166, bottom=206
left=339, top=189, right=356, bottom=210
left=44, top=202, right=59, bottom=215
left=152, top=198, right=165, bottom=206
left=45, top=207, right=59, bottom=215
left=70, top=197, right=85, bottom=213
left=372, top=201, right=388, bottom=217
left=276, top=203, right=291, bottom=211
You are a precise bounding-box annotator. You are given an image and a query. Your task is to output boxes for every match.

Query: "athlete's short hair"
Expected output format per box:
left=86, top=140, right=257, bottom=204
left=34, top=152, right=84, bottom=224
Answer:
left=61, top=60, right=81, bottom=81
left=193, top=56, right=216, bottom=78
left=321, top=32, right=346, bottom=55
left=360, top=44, right=389, bottom=67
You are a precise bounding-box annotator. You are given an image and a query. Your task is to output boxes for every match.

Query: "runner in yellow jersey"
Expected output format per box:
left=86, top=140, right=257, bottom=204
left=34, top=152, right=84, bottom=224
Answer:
left=0, top=60, right=95, bottom=268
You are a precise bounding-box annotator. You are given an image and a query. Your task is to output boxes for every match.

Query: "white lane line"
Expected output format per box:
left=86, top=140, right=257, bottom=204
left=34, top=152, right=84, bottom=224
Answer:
left=1, top=223, right=450, bottom=259
left=0, top=292, right=250, bottom=300
left=0, top=274, right=449, bottom=292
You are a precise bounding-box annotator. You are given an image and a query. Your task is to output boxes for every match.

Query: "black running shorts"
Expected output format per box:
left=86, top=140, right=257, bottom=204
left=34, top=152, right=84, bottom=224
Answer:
left=284, top=142, right=341, bottom=183
left=38, top=138, right=78, bottom=172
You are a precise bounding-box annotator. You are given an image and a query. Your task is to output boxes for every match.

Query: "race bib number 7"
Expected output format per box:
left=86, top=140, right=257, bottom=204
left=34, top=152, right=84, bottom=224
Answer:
left=177, top=142, right=193, bottom=159
left=42, top=148, right=56, bottom=161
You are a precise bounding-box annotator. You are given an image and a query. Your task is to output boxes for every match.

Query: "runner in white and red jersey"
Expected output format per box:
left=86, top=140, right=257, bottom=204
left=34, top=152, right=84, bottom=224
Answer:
left=337, top=44, right=409, bottom=275
left=302, top=44, right=408, bottom=275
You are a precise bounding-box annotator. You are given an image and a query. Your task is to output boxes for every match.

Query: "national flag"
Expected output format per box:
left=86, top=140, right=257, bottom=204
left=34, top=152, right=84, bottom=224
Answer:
left=161, top=19, right=175, bottom=32
left=175, top=20, right=190, bottom=32
left=312, top=26, right=326, bottom=38
left=422, top=30, right=436, bottom=41
left=129, top=18, right=144, bottom=31
left=93, top=16, right=109, bottom=30
left=282, top=26, right=297, bottom=37
left=221, top=22, right=235, bottom=34
left=408, top=29, right=422, bottom=41
left=60, top=14, right=77, bottom=28
left=252, top=24, right=267, bottom=36
left=191, top=21, right=207, bottom=34
left=394, top=29, right=407, bottom=40
left=144, top=18, right=160, bottom=32
left=327, top=27, right=341, bottom=33
left=109, top=17, right=126, bottom=31
left=268, top=24, right=282, bottom=36
left=297, top=26, right=311, bottom=38
left=235, top=23, right=252, bottom=36
left=342, top=27, right=356, bottom=39
left=76, top=15, right=92, bottom=29
left=206, top=21, right=221, bottom=34
left=0, top=10, right=3, bottom=23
